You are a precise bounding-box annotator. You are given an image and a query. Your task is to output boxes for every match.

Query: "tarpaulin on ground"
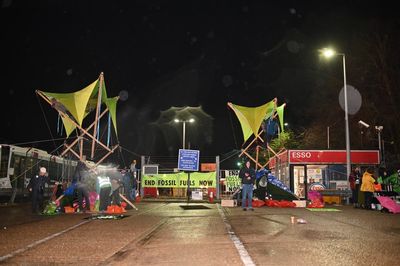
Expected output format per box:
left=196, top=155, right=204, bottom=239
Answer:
left=256, top=169, right=298, bottom=200
left=376, top=196, right=400, bottom=214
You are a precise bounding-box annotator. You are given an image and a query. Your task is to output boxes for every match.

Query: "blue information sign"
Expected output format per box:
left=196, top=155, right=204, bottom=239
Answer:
left=178, top=149, right=200, bottom=171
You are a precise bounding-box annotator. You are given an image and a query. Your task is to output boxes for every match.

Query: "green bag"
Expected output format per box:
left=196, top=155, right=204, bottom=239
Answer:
left=43, top=202, right=57, bottom=215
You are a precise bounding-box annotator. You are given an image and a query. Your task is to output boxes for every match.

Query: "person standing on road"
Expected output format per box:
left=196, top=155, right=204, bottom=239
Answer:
left=239, top=160, right=256, bottom=211
left=27, top=167, right=49, bottom=214
left=121, top=168, right=134, bottom=201
left=110, top=175, right=122, bottom=206
left=349, top=167, right=361, bottom=207
left=74, top=156, right=91, bottom=213
left=360, top=167, right=376, bottom=210
left=130, top=160, right=138, bottom=176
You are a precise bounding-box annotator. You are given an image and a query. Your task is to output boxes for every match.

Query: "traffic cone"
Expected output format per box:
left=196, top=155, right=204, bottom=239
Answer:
left=209, top=191, right=214, bottom=203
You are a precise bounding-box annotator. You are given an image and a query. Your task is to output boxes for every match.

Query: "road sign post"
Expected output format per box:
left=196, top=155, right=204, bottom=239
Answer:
left=178, top=149, right=200, bottom=202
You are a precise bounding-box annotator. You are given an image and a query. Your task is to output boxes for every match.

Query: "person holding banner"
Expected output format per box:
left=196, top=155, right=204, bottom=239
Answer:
left=239, top=160, right=256, bottom=211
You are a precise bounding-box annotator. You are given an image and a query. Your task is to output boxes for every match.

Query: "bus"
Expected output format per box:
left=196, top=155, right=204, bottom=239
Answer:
left=0, top=144, right=77, bottom=201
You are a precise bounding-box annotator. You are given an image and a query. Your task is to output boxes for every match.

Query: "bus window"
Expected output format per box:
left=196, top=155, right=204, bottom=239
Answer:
left=49, top=160, right=58, bottom=181
left=0, top=146, right=10, bottom=178
left=10, top=154, right=28, bottom=189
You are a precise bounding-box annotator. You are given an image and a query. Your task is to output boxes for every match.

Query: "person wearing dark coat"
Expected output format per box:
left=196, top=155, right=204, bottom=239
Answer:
left=73, top=156, right=91, bottom=212
left=27, top=167, right=49, bottom=214
left=239, top=160, right=256, bottom=211
left=349, top=167, right=361, bottom=206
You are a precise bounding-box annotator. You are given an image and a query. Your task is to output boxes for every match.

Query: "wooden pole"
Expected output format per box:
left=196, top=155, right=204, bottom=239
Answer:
left=60, top=108, right=109, bottom=157
left=55, top=194, right=64, bottom=203
left=93, top=145, right=119, bottom=168
left=239, top=130, right=264, bottom=157
left=119, top=193, right=138, bottom=210
left=266, top=143, right=278, bottom=157
left=242, top=150, right=263, bottom=169
left=255, top=146, right=259, bottom=171
left=79, top=136, right=83, bottom=160
left=91, top=72, right=104, bottom=159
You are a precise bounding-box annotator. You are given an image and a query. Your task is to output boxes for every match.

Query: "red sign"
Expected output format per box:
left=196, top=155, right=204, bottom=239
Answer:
left=201, top=163, right=216, bottom=172
left=288, top=150, right=379, bottom=164
left=269, top=150, right=288, bottom=169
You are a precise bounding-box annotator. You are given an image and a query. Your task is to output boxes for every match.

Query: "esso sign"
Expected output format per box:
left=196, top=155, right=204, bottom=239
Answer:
left=291, top=151, right=312, bottom=159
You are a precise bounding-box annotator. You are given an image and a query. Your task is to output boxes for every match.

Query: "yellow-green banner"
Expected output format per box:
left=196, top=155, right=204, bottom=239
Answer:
left=143, top=172, right=216, bottom=188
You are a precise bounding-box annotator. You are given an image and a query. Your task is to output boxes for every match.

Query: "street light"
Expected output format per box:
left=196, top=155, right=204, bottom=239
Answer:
left=321, top=47, right=351, bottom=181
left=375, top=125, right=384, bottom=165
left=174, top=118, right=195, bottom=149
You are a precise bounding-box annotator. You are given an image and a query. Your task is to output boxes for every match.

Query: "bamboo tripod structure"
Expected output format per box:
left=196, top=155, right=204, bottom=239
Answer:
left=36, top=72, right=119, bottom=168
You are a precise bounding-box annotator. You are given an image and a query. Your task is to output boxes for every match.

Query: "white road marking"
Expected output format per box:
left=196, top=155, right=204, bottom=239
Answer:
left=0, top=220, right=91, bottom=263
left=217, top=204, right=256, bottom=266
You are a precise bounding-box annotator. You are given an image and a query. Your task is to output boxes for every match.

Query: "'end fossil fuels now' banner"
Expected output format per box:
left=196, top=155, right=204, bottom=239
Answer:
left=142, top=172, right=216, bottom=188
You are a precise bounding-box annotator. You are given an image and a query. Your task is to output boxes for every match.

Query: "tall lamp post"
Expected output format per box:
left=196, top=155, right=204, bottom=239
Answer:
left=321, top=48, right=351, bottom=181
left=375, top=125, right=384, bottom=166
left=174, top=118, right=195, bottom=149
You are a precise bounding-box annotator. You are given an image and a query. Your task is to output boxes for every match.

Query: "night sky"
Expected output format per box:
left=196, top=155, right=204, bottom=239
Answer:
left=0, top=1, right=396, bottom=168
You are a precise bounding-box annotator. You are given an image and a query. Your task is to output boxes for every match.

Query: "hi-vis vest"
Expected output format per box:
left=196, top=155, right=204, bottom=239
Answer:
left=97, top=176, right=111, bottom=188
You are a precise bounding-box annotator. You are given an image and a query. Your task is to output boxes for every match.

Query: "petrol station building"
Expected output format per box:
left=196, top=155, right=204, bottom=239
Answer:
left=268, top=149, right=380, bottom=199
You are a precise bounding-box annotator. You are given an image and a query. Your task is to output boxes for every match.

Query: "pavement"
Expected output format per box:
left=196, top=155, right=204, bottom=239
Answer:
left=1, top=201, right=400, bottom=265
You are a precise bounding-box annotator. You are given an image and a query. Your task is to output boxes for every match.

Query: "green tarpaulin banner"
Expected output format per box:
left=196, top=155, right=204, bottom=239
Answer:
left=143, top=172, right=217, bottom=188
left=225, top=175, right=241, bottom=192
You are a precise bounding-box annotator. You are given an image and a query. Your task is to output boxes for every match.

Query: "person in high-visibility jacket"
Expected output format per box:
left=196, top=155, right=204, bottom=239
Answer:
left=96, top=174, right=112, bottom=212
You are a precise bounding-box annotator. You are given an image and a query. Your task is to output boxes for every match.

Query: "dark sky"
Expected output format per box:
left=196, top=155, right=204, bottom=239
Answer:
left=0, top=0, right=395, bottom=167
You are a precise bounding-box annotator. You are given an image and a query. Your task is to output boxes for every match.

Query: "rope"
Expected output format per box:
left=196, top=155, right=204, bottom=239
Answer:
left=57, top=114, right=61, bottom=135
left=228, top=107, right=239, bottom=149
left=119, top=146, right=142, bottom=158
left=118, top=146, right=126, bottom=168
left=219, top=150, right=241, bottom=163
left=36, top=94, right=58, bottom=154
left=107, top=113, right=111, bottom=147
left=5, top=137, right=77, bottom=146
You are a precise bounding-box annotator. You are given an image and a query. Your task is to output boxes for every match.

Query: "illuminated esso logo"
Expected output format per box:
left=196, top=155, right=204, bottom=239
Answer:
left=292, top=151, right=312, bottom=159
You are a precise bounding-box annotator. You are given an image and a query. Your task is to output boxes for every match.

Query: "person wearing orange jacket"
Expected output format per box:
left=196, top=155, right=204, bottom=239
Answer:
left=360, top=168, right=376, bottom=210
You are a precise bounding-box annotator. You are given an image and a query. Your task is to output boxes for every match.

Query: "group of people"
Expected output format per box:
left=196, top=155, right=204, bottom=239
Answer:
left=349, top=166, right=384, bottom=210
left=28, top=158, right=139, bottom=214
left=72, top=158, right=139, bottom=213
left=239, top=160, right=390, bottom=212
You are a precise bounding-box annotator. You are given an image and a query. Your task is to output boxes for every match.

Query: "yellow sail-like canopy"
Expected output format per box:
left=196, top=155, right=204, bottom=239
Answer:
left=37, top=77, right=118, bottom=137
left=276, top=103, right=285, bottom=133
left=228, top=99, right=276, bottom=142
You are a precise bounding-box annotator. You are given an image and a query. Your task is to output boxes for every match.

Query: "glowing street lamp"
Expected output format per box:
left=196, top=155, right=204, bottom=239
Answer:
left=174, top=118, right=195, bottom=149
left=321, top=47, right=351, bottom=181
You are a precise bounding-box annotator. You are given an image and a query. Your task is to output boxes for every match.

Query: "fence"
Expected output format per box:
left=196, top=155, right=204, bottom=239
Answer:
left=138, top=155, right=221, bottom=200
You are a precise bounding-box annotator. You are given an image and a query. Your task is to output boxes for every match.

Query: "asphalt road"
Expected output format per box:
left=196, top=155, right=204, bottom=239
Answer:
left=1, top=202, right=399, bottom=265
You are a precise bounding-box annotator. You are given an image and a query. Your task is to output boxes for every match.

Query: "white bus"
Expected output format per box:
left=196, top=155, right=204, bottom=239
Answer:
left=0, top=144, right=77, bottom=199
